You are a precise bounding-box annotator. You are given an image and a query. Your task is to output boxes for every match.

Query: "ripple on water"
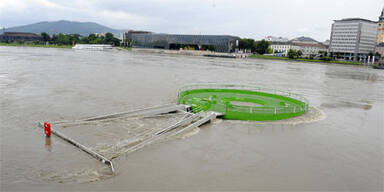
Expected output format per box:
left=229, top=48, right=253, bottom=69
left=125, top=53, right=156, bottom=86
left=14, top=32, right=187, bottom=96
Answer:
left=32, top=166, right=114, bottom=184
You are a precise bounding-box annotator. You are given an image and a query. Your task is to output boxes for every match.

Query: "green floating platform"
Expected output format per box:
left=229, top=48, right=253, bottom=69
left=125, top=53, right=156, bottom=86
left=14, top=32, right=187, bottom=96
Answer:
left=178, top=84, right=309, bottom=121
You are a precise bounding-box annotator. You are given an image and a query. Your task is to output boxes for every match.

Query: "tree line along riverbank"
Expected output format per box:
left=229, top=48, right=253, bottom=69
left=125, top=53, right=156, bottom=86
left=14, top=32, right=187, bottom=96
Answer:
left=1, top=32, right=121, bottom=48
left=0, top=42, right=135, bottom=51
left=0, top=42, right=365, bottom=66
left=0, top=42, right=72, bottom=48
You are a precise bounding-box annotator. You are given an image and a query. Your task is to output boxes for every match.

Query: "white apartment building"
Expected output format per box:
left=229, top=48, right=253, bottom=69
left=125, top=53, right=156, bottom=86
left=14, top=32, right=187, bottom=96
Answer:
left=329, top=18, right=378, bottom=61
left=295, top=43, right=327, bottom=57
left=271, top=42, right=326, bottom=57
left=270, top=42, right=299, bottom=56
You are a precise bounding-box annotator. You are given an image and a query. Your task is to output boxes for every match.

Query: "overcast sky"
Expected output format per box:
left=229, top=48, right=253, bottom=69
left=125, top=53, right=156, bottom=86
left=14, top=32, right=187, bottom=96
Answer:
left=0, top=0, right=382, bottom=41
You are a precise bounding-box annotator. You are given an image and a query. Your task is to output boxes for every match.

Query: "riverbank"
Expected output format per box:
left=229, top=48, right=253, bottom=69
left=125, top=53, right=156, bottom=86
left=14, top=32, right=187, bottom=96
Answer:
left=0, top=42, right=72, bottom=49
left=249, top=54, right=364, bottom=65
left=0, top=44, right=371, bottom=65
left=116, top=47, right=132, bottom=51
left=0, top=43, right=134, bottom=51
left=131, top=48, right=249, bottom=58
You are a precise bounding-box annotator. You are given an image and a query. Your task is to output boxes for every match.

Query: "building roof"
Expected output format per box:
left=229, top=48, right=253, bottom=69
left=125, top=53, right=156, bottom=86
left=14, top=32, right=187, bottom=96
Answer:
left=294, top=42, right=326, bottom=48
left=334, top=18, right=377, bottom=24
left=270, top=41, right=295, bottom=45
left=290, top=36, right=318, bottom=43
left=264, top=36, right=289, bottom=42
left=130, top=32, right=240, bottom=40
left=127, top=30, right=151, bottom=34
left=1, top=32, right=41, bottom=37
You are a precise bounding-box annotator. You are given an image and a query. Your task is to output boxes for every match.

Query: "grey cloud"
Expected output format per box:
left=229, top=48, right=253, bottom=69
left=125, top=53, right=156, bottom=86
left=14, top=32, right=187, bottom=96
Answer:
left=0, top=0, right=382, bottom=41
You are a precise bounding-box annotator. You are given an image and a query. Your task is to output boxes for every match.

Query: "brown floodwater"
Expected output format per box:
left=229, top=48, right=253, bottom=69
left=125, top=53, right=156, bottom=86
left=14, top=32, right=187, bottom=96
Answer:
left=0, top=46, right=383, bottom=191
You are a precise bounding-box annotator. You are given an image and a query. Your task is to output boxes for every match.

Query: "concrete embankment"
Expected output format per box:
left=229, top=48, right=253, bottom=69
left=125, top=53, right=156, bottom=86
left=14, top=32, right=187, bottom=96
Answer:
left=131, top=48, right=249, bottom=58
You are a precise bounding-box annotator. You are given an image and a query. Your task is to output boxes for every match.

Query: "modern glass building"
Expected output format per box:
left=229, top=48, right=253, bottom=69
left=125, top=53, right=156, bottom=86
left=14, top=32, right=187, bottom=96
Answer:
left=124, top=31, right=240, bottom=53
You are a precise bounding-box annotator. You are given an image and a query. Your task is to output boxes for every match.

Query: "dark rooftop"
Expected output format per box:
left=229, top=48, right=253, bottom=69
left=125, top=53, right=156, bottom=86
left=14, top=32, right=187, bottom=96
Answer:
left=334, top=18, right=377, bottom=24
left=290, top=36, right=318, bottom=43
left=1, top=32, right=41, bottom=37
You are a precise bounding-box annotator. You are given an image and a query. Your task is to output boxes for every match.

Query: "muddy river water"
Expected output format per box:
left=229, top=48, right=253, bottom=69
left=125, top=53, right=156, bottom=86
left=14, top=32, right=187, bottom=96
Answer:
left=1, top=46, right=383, bottom=191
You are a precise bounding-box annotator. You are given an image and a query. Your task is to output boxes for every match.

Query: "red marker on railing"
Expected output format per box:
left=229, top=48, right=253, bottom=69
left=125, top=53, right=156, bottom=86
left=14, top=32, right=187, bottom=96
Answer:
left=44, top=122, right=51, bottom=137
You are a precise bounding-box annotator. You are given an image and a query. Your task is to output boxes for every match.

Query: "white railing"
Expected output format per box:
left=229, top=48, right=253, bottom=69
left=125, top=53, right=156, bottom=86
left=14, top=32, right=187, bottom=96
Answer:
left=178, top=83, right=309, bottom=114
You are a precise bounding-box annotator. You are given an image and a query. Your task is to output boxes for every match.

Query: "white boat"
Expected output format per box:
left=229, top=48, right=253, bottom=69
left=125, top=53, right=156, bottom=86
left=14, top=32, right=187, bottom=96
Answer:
left=72, top=44, right=113, bottom=50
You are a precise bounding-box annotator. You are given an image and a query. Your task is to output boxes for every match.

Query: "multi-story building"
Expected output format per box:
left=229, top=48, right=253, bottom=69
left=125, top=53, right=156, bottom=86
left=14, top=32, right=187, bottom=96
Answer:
left=295, top=42, right=327, bottom=58
left=378, top=8, right=384, bottom=44
left=270, top=42, right=299, bottom=56
left=123, top=31, right=240, bottom=53
left=0, top=32, right=42, bottom=42
left=329, top=18, right=378, bottom=61
left=270, top=36, right=326, bottom=57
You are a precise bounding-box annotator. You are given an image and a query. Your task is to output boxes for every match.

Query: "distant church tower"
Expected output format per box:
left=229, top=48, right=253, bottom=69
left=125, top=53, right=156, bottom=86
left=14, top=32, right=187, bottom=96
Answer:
left=378, top=7, right=384, bottom=44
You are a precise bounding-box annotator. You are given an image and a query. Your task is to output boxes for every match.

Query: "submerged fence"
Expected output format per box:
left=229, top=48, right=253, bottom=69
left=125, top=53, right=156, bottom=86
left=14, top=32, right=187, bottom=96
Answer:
left=178, top=83, right=309, bottom=121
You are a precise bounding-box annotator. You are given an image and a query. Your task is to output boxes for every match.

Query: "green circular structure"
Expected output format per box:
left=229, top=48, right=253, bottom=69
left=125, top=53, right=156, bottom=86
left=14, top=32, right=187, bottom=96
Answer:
left=178, top=84, right=309, bottom=121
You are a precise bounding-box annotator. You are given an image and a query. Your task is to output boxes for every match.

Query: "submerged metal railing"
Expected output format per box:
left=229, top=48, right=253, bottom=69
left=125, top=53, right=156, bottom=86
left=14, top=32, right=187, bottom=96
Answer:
left=178, top=83, right=309, bottom=119
left=38, top=104, right=193, bottom=174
